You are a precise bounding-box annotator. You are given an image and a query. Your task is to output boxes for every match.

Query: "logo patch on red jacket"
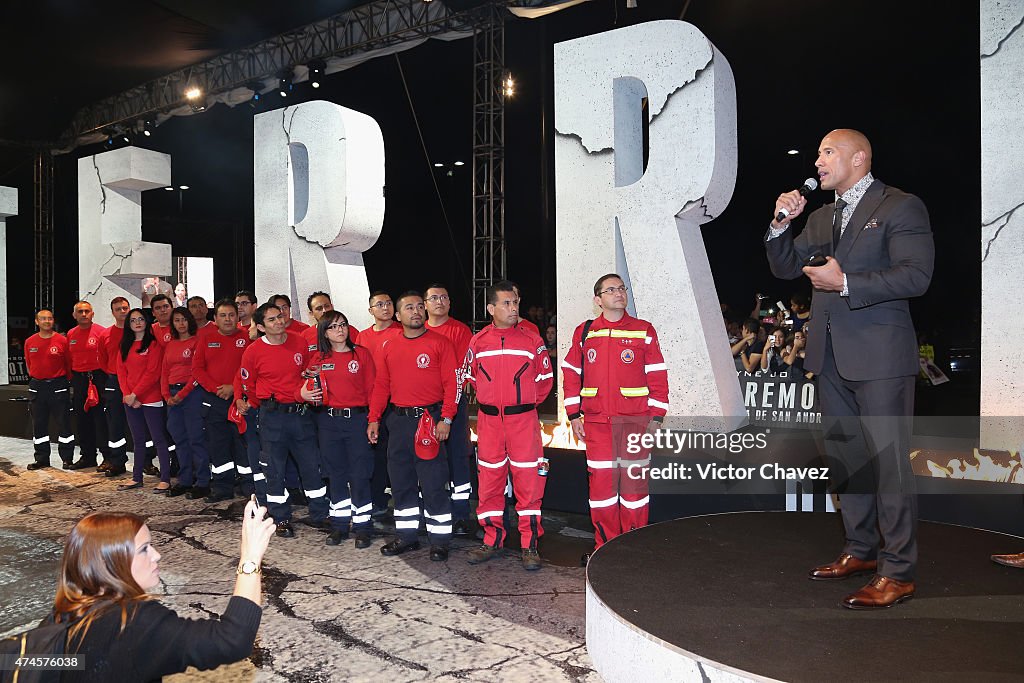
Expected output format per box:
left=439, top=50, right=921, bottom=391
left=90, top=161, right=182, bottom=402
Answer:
left=620, top=349, right=635, bottom=364
left=236, top=339, right=246, bottom=348
left=348, top=360, right=360, bottom=374
left=50, top=346, right=60, bottom=355
left=586, top=348, right=597, bottom=364
left=417, top=353, right=431, bottom=369
left=293, top=353, right=303, bottom=366
left=183, top=348, right=192, bottom=358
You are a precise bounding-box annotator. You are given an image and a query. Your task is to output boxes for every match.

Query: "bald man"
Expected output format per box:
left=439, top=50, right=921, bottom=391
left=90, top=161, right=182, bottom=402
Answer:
left=765, top=129, right=934, bottom=610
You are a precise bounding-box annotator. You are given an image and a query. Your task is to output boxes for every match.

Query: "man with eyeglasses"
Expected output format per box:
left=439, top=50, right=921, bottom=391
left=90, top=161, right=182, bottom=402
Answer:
left=368, top=291, right=459, bottom=561
left=271, top=294, right=309, bottom=333
left=66, top=300, right=110, bottom=471
left=424, top=283, right=475, bottom=536
left=562, top=274, right=669, bottom=564
left=360, top=290, right=401, bottom=515
left=235, top=290, right=258, bottom=341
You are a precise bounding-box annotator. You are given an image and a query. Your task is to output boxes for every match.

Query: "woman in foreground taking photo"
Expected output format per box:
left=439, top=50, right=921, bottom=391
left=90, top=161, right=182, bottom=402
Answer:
left=53, top=496, right=274, bottom=681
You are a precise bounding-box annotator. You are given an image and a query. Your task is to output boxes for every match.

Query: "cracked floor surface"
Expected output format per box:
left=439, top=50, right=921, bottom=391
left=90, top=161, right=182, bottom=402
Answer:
left=0, top=437, right=600, bottom=682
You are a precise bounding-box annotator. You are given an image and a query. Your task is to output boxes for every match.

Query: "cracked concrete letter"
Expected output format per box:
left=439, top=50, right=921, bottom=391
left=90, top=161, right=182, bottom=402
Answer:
left=1, top=185, right=17, bottom=384
left=554, top=21, right=745, bottom=429
left=980, top=0, right=1024, bottom=447
left=78, top=147, right=173, bottom=326
left=253, top=101, right=384, bottom=325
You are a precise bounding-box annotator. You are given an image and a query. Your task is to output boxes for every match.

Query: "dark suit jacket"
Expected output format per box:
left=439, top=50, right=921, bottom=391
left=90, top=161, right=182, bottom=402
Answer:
left=764, top=179, right=934, bottom=381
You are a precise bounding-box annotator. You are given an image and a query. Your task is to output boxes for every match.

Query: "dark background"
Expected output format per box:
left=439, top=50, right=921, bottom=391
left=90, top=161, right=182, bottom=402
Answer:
left=0, top=0, right=980, bottom=406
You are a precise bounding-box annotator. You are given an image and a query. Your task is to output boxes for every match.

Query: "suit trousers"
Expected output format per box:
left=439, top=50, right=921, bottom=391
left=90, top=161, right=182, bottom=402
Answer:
left=28, top=377, right=75, bottom=465
left=818, top=332, right=918, bottom=582
left=385, top=409, right=452, bottom=547
left=315, top=411, right=375, bottom=532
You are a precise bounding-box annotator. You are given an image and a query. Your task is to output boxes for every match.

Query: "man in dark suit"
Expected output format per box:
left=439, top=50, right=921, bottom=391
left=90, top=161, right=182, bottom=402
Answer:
left=765, top=129, right=934, bottom=609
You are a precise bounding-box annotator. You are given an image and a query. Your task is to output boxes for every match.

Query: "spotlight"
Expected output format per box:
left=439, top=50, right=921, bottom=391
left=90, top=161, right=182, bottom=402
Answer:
left=308, top=60, right=325, bottom=89
left=278, top=70, right=294, bottom=98
left=626, top=0, right=637, bottom=7
left=787, top=149, right=799, bottom=155
left=433, top=162, right=444, bottom=168
left=164, top=187, right=175, bottom=191
left=179, top=185, right=190, bottom=191
left=104, top=132, right=115, bottom=148
left=143, top=119, right=155, bottom=137
left=503, top=73, right=515, bottom=99
left=185, top=86, right=202, bottom=101
left=121, top=131, right=131, bottom=144
left=453, top=161, right=465, bottom=166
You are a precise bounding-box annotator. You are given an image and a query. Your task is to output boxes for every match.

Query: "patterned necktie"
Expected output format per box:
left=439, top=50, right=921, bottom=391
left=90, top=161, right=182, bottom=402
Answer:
left=832, top=197, right=848, bottom=249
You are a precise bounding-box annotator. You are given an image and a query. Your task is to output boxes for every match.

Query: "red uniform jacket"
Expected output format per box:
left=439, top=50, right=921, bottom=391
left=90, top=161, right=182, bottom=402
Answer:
left=236, top=333, right=311, bottom=406
left=117, top=340, right=164, bottom=404
left=561, top=312, right=669, bottom=421
left=25, top=333, right=72, bottom=380
left=151, top=322, right=173, bottom=348
left=161, top=337, right=199, bottom=402
left=67, top=324, right=106, bottom=372
left=369, top=329, right=459, bottom=423
left=299, top=347, right=376, bottom=408
left=100, top=326, right=126, bottom=375
left=192, top=329, right=251, bottom=394
left=360, top=324, right=400, bottom=364
left=465, top=324, right=553, bottom=409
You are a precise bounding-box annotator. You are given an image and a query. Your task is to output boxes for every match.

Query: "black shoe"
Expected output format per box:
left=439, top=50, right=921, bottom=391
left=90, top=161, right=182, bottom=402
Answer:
left=61, top=461, right=74, bottom=470
left=380, top=538, right=421, bottom=556
left=97, top=462, right=112, bottom=473
left=27, top=462, right=51, bottom=471
left=166, top=484, right=190, bottom=497
left=185, top=486, right=210, bottom=500
left=117, top=481, right=144, bottom=491
left=169, top=464, right=180, bottom=478
left=104, top=464, right=127, bottom=477
left=142, top=464, right=160, bottom=477
left=204, top=491, right=233, bottom=503
left=453, top=519, right=473, bottom=537
left=288, top=488, right=309, bottom=506
left=354, top=531, right=372, bottom=549
left=68, top=459, right=97, bottom=471
left=326, top=529, right=349, bottom=546
left=371, top=506, right=391, bottom=519
left=276, top=521, right=295, bottom=538
left=309, top=519, right=332, bottom=532
left=580, top=553, right=591, bottom=567
left=430, top=546, right=449, bottom=562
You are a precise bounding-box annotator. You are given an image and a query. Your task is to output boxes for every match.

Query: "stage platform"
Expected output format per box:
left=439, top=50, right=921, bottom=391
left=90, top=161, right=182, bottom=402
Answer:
left=585, top=512, right=1024, bottom=682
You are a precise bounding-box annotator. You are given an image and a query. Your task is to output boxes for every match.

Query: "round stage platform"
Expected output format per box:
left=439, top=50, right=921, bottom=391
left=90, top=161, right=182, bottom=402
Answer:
left=585, top=512, right=1024, bottom=682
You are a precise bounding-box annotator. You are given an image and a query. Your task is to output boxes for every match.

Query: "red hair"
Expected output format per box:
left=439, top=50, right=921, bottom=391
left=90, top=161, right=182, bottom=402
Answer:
left=53, top=512, right=153, bottom=647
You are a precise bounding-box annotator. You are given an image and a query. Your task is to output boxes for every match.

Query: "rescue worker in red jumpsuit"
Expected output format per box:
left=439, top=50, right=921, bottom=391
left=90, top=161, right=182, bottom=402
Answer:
left=561, top=274, right=669, bottom=563
left=25, top=309, right=75, bottom=470
left=464, top=281, right=553, bottom=570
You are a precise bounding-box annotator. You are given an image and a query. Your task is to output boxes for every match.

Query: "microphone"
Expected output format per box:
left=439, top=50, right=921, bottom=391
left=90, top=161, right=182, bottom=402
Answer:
left=775, top=178, right=819, bottom=222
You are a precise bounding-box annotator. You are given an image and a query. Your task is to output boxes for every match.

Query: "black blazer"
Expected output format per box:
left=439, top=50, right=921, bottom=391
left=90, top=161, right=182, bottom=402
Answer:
left=764, top=179, right=934, bottom=381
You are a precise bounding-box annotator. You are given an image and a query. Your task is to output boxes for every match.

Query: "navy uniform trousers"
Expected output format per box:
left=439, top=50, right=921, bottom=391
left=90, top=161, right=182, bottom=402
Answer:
left=259, top=405, right=328, bottom=523
left=386, top=406, right=452, bottom=547
left=315, top=408, right=375, bottom=533
left=28, top=377, right=75, bottom=465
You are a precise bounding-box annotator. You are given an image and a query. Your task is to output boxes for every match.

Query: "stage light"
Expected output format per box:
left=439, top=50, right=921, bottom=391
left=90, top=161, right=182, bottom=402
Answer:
left=503, top=73, right=515, bottom=99
left=626, top=0, right=637, bottom=7
left=454, top=161, right=465, bottom=166
left=179, top=185, right=190, bottom=190
left=278, top=70, right=294, bottom=97
left=164, top=187, right=174, bottom=191
left=787, top=149, right=799, bottom=155
left=104, top=132, right=115, bottom=148
left=185, top=86, right=202, bottom=101
left=121, top=131, right=131, bottom=143
left=143, top=119, right=154, bottom=137
left=308, top=60, right=325, bottom=89
left=434, top=162, right=444, bottom=167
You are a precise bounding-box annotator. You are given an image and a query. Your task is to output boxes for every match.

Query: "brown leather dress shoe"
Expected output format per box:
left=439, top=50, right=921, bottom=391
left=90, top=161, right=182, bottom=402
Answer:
left=991, top=552, right=1024, bottom=568
left=842, top=575, right=915, bottom=610
left=809, top=553, right=877, bottom=580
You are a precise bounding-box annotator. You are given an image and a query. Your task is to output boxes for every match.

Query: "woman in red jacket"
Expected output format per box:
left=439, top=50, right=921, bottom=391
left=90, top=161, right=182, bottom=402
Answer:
left=300, top=310, right=377, bottom=548
left=117, top=308, right=172, bottom=492
left=162, top=307, right=210, bottom=498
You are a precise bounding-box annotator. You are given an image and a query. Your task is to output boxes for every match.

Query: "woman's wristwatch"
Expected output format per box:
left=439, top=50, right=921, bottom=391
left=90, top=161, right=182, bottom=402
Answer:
left=237, top=559, right=261, bottom=576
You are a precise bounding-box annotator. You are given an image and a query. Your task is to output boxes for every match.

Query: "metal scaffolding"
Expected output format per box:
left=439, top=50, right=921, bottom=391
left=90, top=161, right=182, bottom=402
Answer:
left=64, top=0, right=475, bottom=142
left=471, top=0, right=506, bottom=329
left=33, top=151, right=54, bottom=311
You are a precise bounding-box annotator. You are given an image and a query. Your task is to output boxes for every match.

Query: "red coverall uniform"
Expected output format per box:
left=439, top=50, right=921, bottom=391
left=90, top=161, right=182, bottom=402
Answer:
left=465, top=323, right=553, bottom=550
left=561, top=312, right=669, bottom=548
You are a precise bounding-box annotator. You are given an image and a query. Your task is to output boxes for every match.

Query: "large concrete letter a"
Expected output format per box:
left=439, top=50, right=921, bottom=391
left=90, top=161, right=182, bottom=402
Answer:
left=254, top=101, right=384, bottom=322
left=555, top=21, right=746, bottom=429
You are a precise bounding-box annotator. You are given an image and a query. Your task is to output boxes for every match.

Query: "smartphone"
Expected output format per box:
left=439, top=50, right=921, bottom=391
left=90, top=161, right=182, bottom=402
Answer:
left=806, top=254, right=828, bottom=267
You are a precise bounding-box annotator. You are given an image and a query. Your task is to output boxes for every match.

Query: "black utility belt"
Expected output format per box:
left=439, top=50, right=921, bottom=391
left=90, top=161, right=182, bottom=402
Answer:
left=391, top=402, right=442, bottom=418
left=262, top=399, right=307, bottom=415
left=477, top=403, right=536, bottom=416
left=169, top=383, right=186, bottom=390
left=323, top=406, right=369, bottom=418
left=30, top=377, right=69, bottom=384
